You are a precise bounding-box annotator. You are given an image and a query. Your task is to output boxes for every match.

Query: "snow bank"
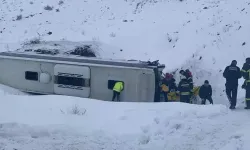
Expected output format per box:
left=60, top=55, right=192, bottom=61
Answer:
left=0, top=84, right=28, bottom=96
left=0, top=92, right=236, bottom=150
left=0, top=94, right=228, bottom=135
left=0, top=85, right=250, bottom=149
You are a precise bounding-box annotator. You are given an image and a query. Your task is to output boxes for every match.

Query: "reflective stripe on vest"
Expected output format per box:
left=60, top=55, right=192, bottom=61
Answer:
left=246, top=98, right=250, bottom=101
left=241, top=69, right=246, bottom=72
left=181, top=92, right=190, bottom=95
left=247, top=80, right=250, bottom=83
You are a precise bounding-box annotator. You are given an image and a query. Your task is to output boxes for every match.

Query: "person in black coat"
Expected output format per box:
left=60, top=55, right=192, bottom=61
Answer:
left=223, top=60, right=242, bottom=109
left=199, top=80, right=213, bottom=105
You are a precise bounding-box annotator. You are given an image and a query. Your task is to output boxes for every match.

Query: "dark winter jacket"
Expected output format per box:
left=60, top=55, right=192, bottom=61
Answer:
left=241, top=62, right=250, bottom=80
left=162, top=78, right=177, bottom=92
left=184, top=72, right=193, bottom=89
left=178, top=79, right=192, bottom=95
left=168, top=79, right=178, bottom=92
left=199, top=84, right=212, bottom=99
left=223, top=64, right=241, bottom=87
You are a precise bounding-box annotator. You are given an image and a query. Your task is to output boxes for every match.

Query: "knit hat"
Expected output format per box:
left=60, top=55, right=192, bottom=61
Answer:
left=231, top=60, right=237, bottom=65
left=204, top=80, right=209, bottom=84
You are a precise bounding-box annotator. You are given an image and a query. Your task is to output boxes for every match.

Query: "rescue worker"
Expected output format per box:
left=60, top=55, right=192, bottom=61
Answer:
left=179, top=70, right=186, bottom=78
left=223, top=60, right=242, bottom=109
left=161, top=82, right=169, bottom=102
left=165, top=73, right=178, bottom=101
left=178, top=74, right=192, bottom=103
left=185, top=69, right=194, bottom=89
left=241, top=57, right=250, bottom=109
left=199, top=80, right=213, bottom=105
left=180, top=69, right=194, bottom=89
left=112, top=81, right=124, bottom=101
left=161, top=73, right=170, bottom=102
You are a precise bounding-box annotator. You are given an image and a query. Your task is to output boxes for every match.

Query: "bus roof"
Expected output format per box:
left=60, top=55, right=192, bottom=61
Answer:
left=0, top=51, right=165, bottom=69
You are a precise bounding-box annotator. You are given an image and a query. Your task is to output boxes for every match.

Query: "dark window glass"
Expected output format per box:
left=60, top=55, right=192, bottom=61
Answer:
left=57, top=76, right=84, bottom=87
left=25, top=71, right=38, bottom=81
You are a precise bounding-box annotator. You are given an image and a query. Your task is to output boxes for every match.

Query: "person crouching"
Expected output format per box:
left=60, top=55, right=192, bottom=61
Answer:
left=199, top=80, right=213, bottom=105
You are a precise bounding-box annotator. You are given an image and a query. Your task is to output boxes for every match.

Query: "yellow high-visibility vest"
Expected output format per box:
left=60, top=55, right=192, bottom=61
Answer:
left=113, top=82, right=124, bottom=92
left=161, top=84, right=169, bottom=92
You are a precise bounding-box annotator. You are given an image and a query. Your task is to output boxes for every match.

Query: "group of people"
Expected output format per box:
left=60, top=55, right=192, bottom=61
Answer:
left=160, top=57, right=250, bottom=109
left=111, top=57, right=250, bottom=108
left=223, top=58, right=250, bottom=109
left=161, top=69, right=213, bottom=105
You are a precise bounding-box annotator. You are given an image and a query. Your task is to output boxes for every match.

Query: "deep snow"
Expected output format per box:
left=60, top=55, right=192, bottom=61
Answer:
left=0, top=86, right=250, bottom=150
left=1, top=0, right=250, bottom=149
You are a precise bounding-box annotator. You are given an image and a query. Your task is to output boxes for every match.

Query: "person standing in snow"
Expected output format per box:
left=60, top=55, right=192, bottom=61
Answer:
left=199, top=80, right=213, bottom=105
left=223, top=60, right=242, bottom=109
left=162, top=73, right=178, bottom=102
left=178, top=75, right=192, bottom=103
left=180, top=69, right=194, bottom=89
left=112, top=81, right=124, bottom=101
left=161, top=73, right=170, bottom=102
left=241, top=57, right=250, bottom=109
left=167, top=74, right=178, bottom=101
left=185, top=69, right=194, bottom=89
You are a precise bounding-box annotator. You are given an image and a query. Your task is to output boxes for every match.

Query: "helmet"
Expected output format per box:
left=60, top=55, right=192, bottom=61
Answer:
left=179, top=70, right=185, bottom=75
left=186, top=69, right=192, bottom=77
left=246, top=57, right=250, bottom=63
left=165, top=73, right=170, bottom=78
left=204, top=80, right=209, bottom=84
left=165, top=73, right=173, bottom=79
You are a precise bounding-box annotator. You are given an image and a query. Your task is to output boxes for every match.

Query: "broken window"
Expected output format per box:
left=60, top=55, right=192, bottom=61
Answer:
left=56, top=76, right=85, bottom=87
left=54, top=73, right=90, bottom=88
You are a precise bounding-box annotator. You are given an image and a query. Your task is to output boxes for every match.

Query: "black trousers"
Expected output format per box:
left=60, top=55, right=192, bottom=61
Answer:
left=112, top=91, right=120, bottom=101
left=163, top=92, right=168, bottom=102
left=246, top=83, right=250, bottom=107
left=201, top=97, right=213, bottom=105
left=180, top=95, right=190, bottom=103
left=226, top=86, right=238, bottom=107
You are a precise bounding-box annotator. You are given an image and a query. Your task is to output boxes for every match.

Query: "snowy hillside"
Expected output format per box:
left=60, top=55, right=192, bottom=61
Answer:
left=1, top=0, right=250, bottom=104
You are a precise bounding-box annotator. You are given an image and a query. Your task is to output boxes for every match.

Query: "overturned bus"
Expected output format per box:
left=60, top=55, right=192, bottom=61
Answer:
left=0, top=42, right=165, bottom=102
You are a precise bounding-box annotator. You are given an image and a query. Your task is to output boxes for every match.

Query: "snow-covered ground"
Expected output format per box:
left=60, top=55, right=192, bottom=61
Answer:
left=0, top=86, right=250, bottom=150
left=1, top=0, right=250, bottom=149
